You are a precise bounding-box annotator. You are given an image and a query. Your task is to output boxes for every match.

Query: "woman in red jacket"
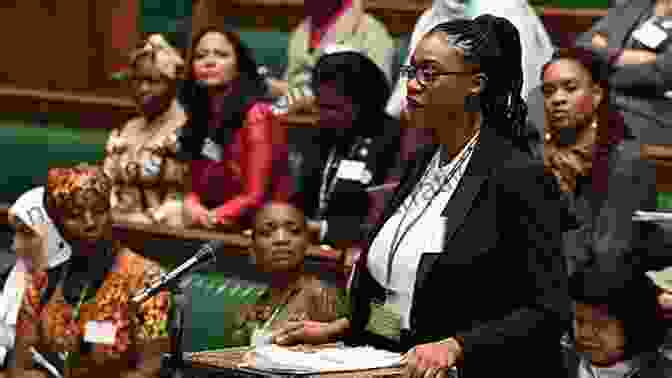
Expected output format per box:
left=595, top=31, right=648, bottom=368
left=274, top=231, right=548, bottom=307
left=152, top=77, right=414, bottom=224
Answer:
left=179, top=27, right=293, bottom=230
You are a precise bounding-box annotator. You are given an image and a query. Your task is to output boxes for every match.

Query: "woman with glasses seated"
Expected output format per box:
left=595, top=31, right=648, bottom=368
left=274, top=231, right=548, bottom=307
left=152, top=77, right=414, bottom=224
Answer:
left=273, top=15, right=569, bottom=378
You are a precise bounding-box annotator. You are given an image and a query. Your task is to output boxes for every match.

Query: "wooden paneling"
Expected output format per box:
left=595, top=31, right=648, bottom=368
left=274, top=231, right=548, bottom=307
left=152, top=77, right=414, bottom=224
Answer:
left=0, top=0, right=93, bottom=91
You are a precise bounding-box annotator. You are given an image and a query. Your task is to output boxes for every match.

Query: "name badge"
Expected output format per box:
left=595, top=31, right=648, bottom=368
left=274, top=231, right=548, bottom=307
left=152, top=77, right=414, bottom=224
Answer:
left=336, top=160, right=366, bottom=182
left=365, top=302, right=401, bottom=341
left=250, top=328, right=273, bottom=347
left=201, top=138, right=224, bottom=162
left=84, top=321, right=117, bottom=345
left=632, top=20, right=668, bottom=49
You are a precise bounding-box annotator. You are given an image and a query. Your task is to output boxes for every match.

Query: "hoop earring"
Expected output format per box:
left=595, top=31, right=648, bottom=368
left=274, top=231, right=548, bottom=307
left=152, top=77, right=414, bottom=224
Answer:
left=464, top=94, right=481, bottom=113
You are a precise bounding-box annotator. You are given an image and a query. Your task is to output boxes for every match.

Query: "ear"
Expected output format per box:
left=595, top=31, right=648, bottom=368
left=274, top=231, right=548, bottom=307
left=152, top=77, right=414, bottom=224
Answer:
left=470, top=73, right=488, bottom=96
left=591, top=83, right=604, bottom=109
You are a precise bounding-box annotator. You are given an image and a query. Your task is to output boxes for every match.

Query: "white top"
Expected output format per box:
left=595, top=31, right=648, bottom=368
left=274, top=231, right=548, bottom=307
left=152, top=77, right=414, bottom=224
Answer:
left=366, top=134, right=478, bottom=329
left=578, top=358, right=634, bottom=378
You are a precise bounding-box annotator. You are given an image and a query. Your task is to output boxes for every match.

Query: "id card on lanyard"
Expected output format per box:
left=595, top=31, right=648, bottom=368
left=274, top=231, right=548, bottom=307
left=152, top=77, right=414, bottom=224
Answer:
left=365, top=132, right=479, bottom=341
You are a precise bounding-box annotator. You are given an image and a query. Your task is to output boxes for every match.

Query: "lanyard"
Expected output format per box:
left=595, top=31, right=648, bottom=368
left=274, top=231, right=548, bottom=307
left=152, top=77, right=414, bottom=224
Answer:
left=316, top=143, right=359, bottom=220
left=384, top=132, right=479, bottom=292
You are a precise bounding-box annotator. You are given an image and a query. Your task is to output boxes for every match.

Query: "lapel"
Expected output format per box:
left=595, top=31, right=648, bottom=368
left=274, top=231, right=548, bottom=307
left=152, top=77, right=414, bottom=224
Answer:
left=439, top=126, right=511, bottom=246
left=610, top=0, right=653, bottom=47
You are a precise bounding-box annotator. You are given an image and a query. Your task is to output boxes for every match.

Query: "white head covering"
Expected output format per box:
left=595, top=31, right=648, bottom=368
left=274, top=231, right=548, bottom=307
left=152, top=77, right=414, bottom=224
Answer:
left=385, top=0, right=554, bottom=119
left=0, top=187, right=71, bottom=362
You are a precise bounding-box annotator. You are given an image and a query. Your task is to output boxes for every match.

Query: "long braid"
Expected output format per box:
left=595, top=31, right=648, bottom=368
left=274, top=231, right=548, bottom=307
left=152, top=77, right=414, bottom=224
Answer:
left=429, top=15, right=529, bottom=151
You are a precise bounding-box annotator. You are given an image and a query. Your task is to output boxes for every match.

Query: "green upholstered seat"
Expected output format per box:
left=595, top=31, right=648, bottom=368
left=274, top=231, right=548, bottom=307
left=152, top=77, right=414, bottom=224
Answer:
left=185, top=273, right=266, bottom=351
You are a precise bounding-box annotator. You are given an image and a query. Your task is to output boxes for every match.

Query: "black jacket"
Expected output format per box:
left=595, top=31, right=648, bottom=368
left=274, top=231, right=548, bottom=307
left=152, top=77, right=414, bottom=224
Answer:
left=347, top=125, right=571, bottom=377
left=291, top=116, right=401, bottom=244
left=576, top=0, right=672, bottom=143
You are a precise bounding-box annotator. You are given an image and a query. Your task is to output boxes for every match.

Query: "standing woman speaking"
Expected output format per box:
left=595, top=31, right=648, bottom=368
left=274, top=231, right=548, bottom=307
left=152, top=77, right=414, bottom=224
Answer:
left=273, top=14, right=570, bottom=378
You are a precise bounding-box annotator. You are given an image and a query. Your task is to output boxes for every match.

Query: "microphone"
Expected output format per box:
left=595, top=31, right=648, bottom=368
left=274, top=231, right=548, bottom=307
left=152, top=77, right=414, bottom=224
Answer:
left=132, top=240, right=222, bottom=305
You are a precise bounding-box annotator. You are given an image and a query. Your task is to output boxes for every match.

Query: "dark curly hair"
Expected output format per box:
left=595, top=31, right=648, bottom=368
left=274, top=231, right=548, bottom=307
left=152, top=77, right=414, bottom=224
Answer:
left=428, top=14, right=529, bottom=152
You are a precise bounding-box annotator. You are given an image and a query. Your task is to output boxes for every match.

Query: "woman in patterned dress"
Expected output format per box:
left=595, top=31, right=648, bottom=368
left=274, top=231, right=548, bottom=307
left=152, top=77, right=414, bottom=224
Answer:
left=9, top=164, right=172, bottom=378
left=104, top=34, right=189, bottom=228
left=230, top=202, right=348, bottom=346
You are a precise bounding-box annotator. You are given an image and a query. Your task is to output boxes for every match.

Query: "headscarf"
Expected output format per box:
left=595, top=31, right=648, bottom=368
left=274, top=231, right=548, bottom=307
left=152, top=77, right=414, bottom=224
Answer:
left=0, top=187, right=72, bottom=362
left=45, top=165, right=117, bottom=307
left=45, top=165, right=112, bottom=220
left=130, top=34, right=184, bottom=80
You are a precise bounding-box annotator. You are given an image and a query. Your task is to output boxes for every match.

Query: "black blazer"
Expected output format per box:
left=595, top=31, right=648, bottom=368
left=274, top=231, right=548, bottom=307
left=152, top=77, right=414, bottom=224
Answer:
left=576, top=0, right=672, bottom=143
left=347, top=126, right=571, bottom=376
left=292, top=116, right=401, bottom=244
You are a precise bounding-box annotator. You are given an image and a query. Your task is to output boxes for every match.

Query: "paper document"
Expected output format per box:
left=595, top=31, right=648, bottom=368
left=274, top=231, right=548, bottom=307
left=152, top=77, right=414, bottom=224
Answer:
left=241, top=345, right=403, bottom=374
left=633, top=210, right=672, bottom=222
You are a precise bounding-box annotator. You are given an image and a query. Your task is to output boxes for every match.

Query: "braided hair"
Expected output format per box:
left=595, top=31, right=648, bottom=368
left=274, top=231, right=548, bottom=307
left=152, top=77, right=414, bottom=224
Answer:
left=428, top=14, right=529, bottom=151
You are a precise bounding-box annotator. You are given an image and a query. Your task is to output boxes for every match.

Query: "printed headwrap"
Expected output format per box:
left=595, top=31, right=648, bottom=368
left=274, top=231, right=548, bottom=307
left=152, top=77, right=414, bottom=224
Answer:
left=130, top=34, right=184, bottom=80
left=0, top=187, right=72, bottom=363
left=46, top=165, right=112, bottom=214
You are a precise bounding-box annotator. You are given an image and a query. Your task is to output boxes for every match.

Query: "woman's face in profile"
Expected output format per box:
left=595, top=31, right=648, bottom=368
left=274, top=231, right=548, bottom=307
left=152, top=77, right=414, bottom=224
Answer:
left=542, top=58, right=603, bottom=132
left=573, top=302, right=626, bottom=366
left=252, top=204, right=308, bottom=273
left=131, top=55, right=174, bottom=117
left=192, top=31, right=239, bottom=88
left=406, top=33, right=477, bottom=126
left=60, top=189, right=111, bottom=244
left=317, top=81, right=356, bottom=130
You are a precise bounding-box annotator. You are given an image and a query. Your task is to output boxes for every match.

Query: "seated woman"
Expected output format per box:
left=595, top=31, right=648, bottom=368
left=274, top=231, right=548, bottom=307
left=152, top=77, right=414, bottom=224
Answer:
left=266, top=0, right=395, bottom=113
left=564, top=261, right=672, bottom=377
left=104, top=34, right=189, bottom=228
left=230, top=202, right=347, bottom=346
left=291, top=51, right=400, bottom=252
left=575, top=0, right=672, bottom=144
left=1, top=187, right=72, bottom=376
left=541, top=47, right=657, bottom=274
left=179, top=27, right=293, bottom=230
left=9, top=165, right=172, bottom=378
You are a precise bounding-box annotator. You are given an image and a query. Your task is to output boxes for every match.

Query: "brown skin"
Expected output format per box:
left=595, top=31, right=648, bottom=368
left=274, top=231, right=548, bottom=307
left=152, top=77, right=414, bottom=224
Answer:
left=541, top=58, right=603, bottom=137
left=573, top=302, right=626, bottom=367
left=11, top=187, right=167, bottom=378
left=8, top=214, right=48, bottom=271
left=252, top=203, right=308, bottom=278
left=406, top=32, right=485, bottom=160
left=191, top=31, right=239, bottom=93
left=130, top=55, right=175, bottom=122
left=316, top=81, right=357, bottom=130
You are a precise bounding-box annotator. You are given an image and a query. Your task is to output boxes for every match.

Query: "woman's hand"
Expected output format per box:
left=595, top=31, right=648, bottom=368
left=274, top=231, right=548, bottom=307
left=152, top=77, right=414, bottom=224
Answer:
left=403, top=338, right=463, bottom=378
left=184, top=197, right=209, bottom=227
left=272, top=320, right=333, bottom=346
left=592, top=33, right=608, bottom=49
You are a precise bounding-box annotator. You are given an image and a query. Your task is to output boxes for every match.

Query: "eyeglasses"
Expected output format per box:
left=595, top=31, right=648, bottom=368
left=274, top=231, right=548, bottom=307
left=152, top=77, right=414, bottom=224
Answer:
left=400, top=65, right=475, bottom=87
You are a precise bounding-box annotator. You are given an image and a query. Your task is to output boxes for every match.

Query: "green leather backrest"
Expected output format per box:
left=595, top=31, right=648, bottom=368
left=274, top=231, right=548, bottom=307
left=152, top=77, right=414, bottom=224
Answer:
left=186, top=273, right=265, bottom=351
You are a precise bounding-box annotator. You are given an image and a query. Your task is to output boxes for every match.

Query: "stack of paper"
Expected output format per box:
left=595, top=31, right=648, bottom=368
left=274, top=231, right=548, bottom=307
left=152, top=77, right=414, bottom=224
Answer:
left=242, top=345, right=403, bottom=374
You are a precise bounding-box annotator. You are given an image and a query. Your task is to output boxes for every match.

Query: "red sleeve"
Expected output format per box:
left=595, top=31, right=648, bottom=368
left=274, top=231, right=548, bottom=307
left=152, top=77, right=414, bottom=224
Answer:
left=213, top=103, right=275, bottom=221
